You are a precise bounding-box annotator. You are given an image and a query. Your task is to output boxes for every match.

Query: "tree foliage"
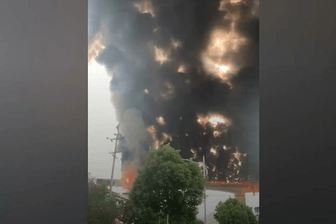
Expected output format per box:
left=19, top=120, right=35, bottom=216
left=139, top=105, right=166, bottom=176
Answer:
left=214, top=198, right=258, bottom=224
left=126, top=144, right=206, bottom=224
left=87, top=182, right=120, bottom=224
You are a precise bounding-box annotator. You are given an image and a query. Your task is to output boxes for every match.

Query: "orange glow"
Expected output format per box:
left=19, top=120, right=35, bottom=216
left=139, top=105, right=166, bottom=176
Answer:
left=244, top=183, right=259, bottom=196
left=191, top=148, right=197, bottom=159
left=202, top=0, right=250, bottom=84
left=197, top=113, right=231, bottom=129
left=134, top=0, right=155, bottom=17
left=88, top=33, right=105, bottom=65
left=154, top=46, right=170, bottom=64
left=146, top=125, right=159, bottom=149
left=120, top=163, right=138, bottom=193
left=213, top=131, right=221, bottom=137
left=201, top=28, right=246, bottom=83
left=177, top=65, right=187, bottom=73
left=206, top=181, right=251, bottom=187
left=146, top=126, right=172, bottom=149
left=210, top=147, right=217, bottom=155
left=156, top=116, right=165, bottom=125
left=219, top=0, right=243, bottom=11
left=171, top=38, right=182, bottom=49
left=143, top=89, right=149, bottom=94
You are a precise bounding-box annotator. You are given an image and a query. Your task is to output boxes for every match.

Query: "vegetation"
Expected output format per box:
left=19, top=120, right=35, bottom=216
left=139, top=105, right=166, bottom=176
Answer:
left=125, top=144, right=206, bottom=224
left=87, top=181, right=121, bottom=224
left=214, top=198, right=258, bottom=224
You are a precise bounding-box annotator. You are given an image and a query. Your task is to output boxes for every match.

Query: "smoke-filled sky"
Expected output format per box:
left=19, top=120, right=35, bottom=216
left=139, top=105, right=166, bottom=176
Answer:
left=88, top=0, right=259, bottom=183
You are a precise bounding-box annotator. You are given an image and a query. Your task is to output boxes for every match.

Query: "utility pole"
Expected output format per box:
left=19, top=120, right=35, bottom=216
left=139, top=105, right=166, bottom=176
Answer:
left=106, top=124, right=124, bottom=193
left=203, top=156, right=207, bottom=224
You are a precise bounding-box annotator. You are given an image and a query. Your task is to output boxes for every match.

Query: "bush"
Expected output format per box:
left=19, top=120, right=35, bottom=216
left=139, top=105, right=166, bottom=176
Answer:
left=87, top=182, right=121, bottom=224
left=214, top=198, right=257, bottom=224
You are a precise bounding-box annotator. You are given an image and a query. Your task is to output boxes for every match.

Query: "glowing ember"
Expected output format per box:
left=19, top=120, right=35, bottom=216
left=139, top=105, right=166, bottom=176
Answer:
left=197, top=113, right=231, bottom=130
left=191, top=149, right=197, bottom=159
left=171, top=38, right=182, bottom=49
left=134, top=0, right=155, bottom=17
left=120, top=163, right=137, bottom=193
left=143, top=89, right=149, bottom=94
left=215, top=64, right=230, bottom=73
left=88, top=33, right=105, bottom=65
left=154, top=46, right=170, bottom=64
left=227, top=148, right=247, bottom=178
left=146, top=126, right=172, bottom=149
left=156, top=116, right=165, bottom=125
left=219, top=0, right=243, bottom=11
left=161, top=133, right=172, bottom=144
left=201, top=9, right=247, bottom=83
left=213, top=131, right=221, bottom=137
left=146, top=125, right=159, bottom=149
left=233, top=151, right=247, bottom=161
left=177, top=65, right=186, bottom=73
left=210, top=147, right=217, bottom=155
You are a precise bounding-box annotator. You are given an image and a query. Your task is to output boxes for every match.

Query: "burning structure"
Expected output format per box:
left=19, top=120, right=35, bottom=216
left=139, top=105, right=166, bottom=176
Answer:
left=89, top=0, right=259, bottom=191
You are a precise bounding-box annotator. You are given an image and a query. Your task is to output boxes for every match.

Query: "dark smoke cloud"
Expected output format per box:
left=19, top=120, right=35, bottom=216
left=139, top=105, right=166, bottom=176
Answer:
left=89, top=0, right=259, bottom=182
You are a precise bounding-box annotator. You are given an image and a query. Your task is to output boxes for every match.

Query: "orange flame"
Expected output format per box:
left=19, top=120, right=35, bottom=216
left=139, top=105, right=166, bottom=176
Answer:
left=134, top=0, right=155, bottom=17
left=120, top=163, right=138, bottom=193
left=88, top=33, right=105, bottom=65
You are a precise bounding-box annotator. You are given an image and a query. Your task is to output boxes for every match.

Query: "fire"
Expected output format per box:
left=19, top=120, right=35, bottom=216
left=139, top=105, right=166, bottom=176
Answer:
left=88, top=33, right=105, bottom=65
left=212, top=166, right=216, bottom=172
left=171, top=38, right=182, bottom=49
left=154, top=46, right=170, bottom=64
left=161, top=133, right=172, bottom=144
left=120, top=163, right=137, bottom=193
left=134, top=0, right=155, bottom=17
left=228, top=148, right=247, bottom=176
left=143, top=89, right=149, bottom=94
left=213, top=131, right=221, bottom=137
left=146, top=125, right=159, bottom=149
left=202, top=57, right=234, bottom=83
left=201, top=28, right=246, bottom=83
left=197, top=113, right=231, bottom=129
left=202, top=0, right=249, bottom=84
left=146, top=126, right=172, bottom=149
left=215, top=64, right=230, bottom=73
left=219, top=0, right=243, bottom=11
left=156, top=116, right=165, bottom=125
left=206, top=29, right=245, bottom=56
left=177, top=65, right=186, bottom=73
left=223, top=145, right=229, bottom=150
left=191, top=149, right=197, bottom=159
left=210, top=147, right=217, bottom=155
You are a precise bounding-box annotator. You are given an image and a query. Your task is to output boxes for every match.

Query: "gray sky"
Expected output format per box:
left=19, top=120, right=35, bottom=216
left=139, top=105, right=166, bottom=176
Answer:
left=88, top=61, right=122, bottom=179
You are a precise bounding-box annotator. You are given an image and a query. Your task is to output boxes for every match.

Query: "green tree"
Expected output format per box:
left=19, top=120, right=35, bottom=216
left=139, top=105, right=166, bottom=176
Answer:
left=87, top=182, right=120, bottom=224
left=126, top=144, right=206, bottom=224
left=214, top=198, right=258, bottom=224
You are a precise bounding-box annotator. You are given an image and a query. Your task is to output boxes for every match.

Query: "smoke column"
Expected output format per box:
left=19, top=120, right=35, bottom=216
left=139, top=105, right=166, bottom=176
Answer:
left=89, top=0, right=259, bottom=184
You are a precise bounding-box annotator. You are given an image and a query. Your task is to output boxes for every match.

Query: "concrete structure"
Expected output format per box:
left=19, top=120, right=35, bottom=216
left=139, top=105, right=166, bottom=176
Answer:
left=206, top=182, right=258, bottom=205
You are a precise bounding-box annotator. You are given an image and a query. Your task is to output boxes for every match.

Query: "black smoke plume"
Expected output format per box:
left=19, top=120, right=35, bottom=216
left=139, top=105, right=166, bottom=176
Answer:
left=89, top=0, right=259, bottom=182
